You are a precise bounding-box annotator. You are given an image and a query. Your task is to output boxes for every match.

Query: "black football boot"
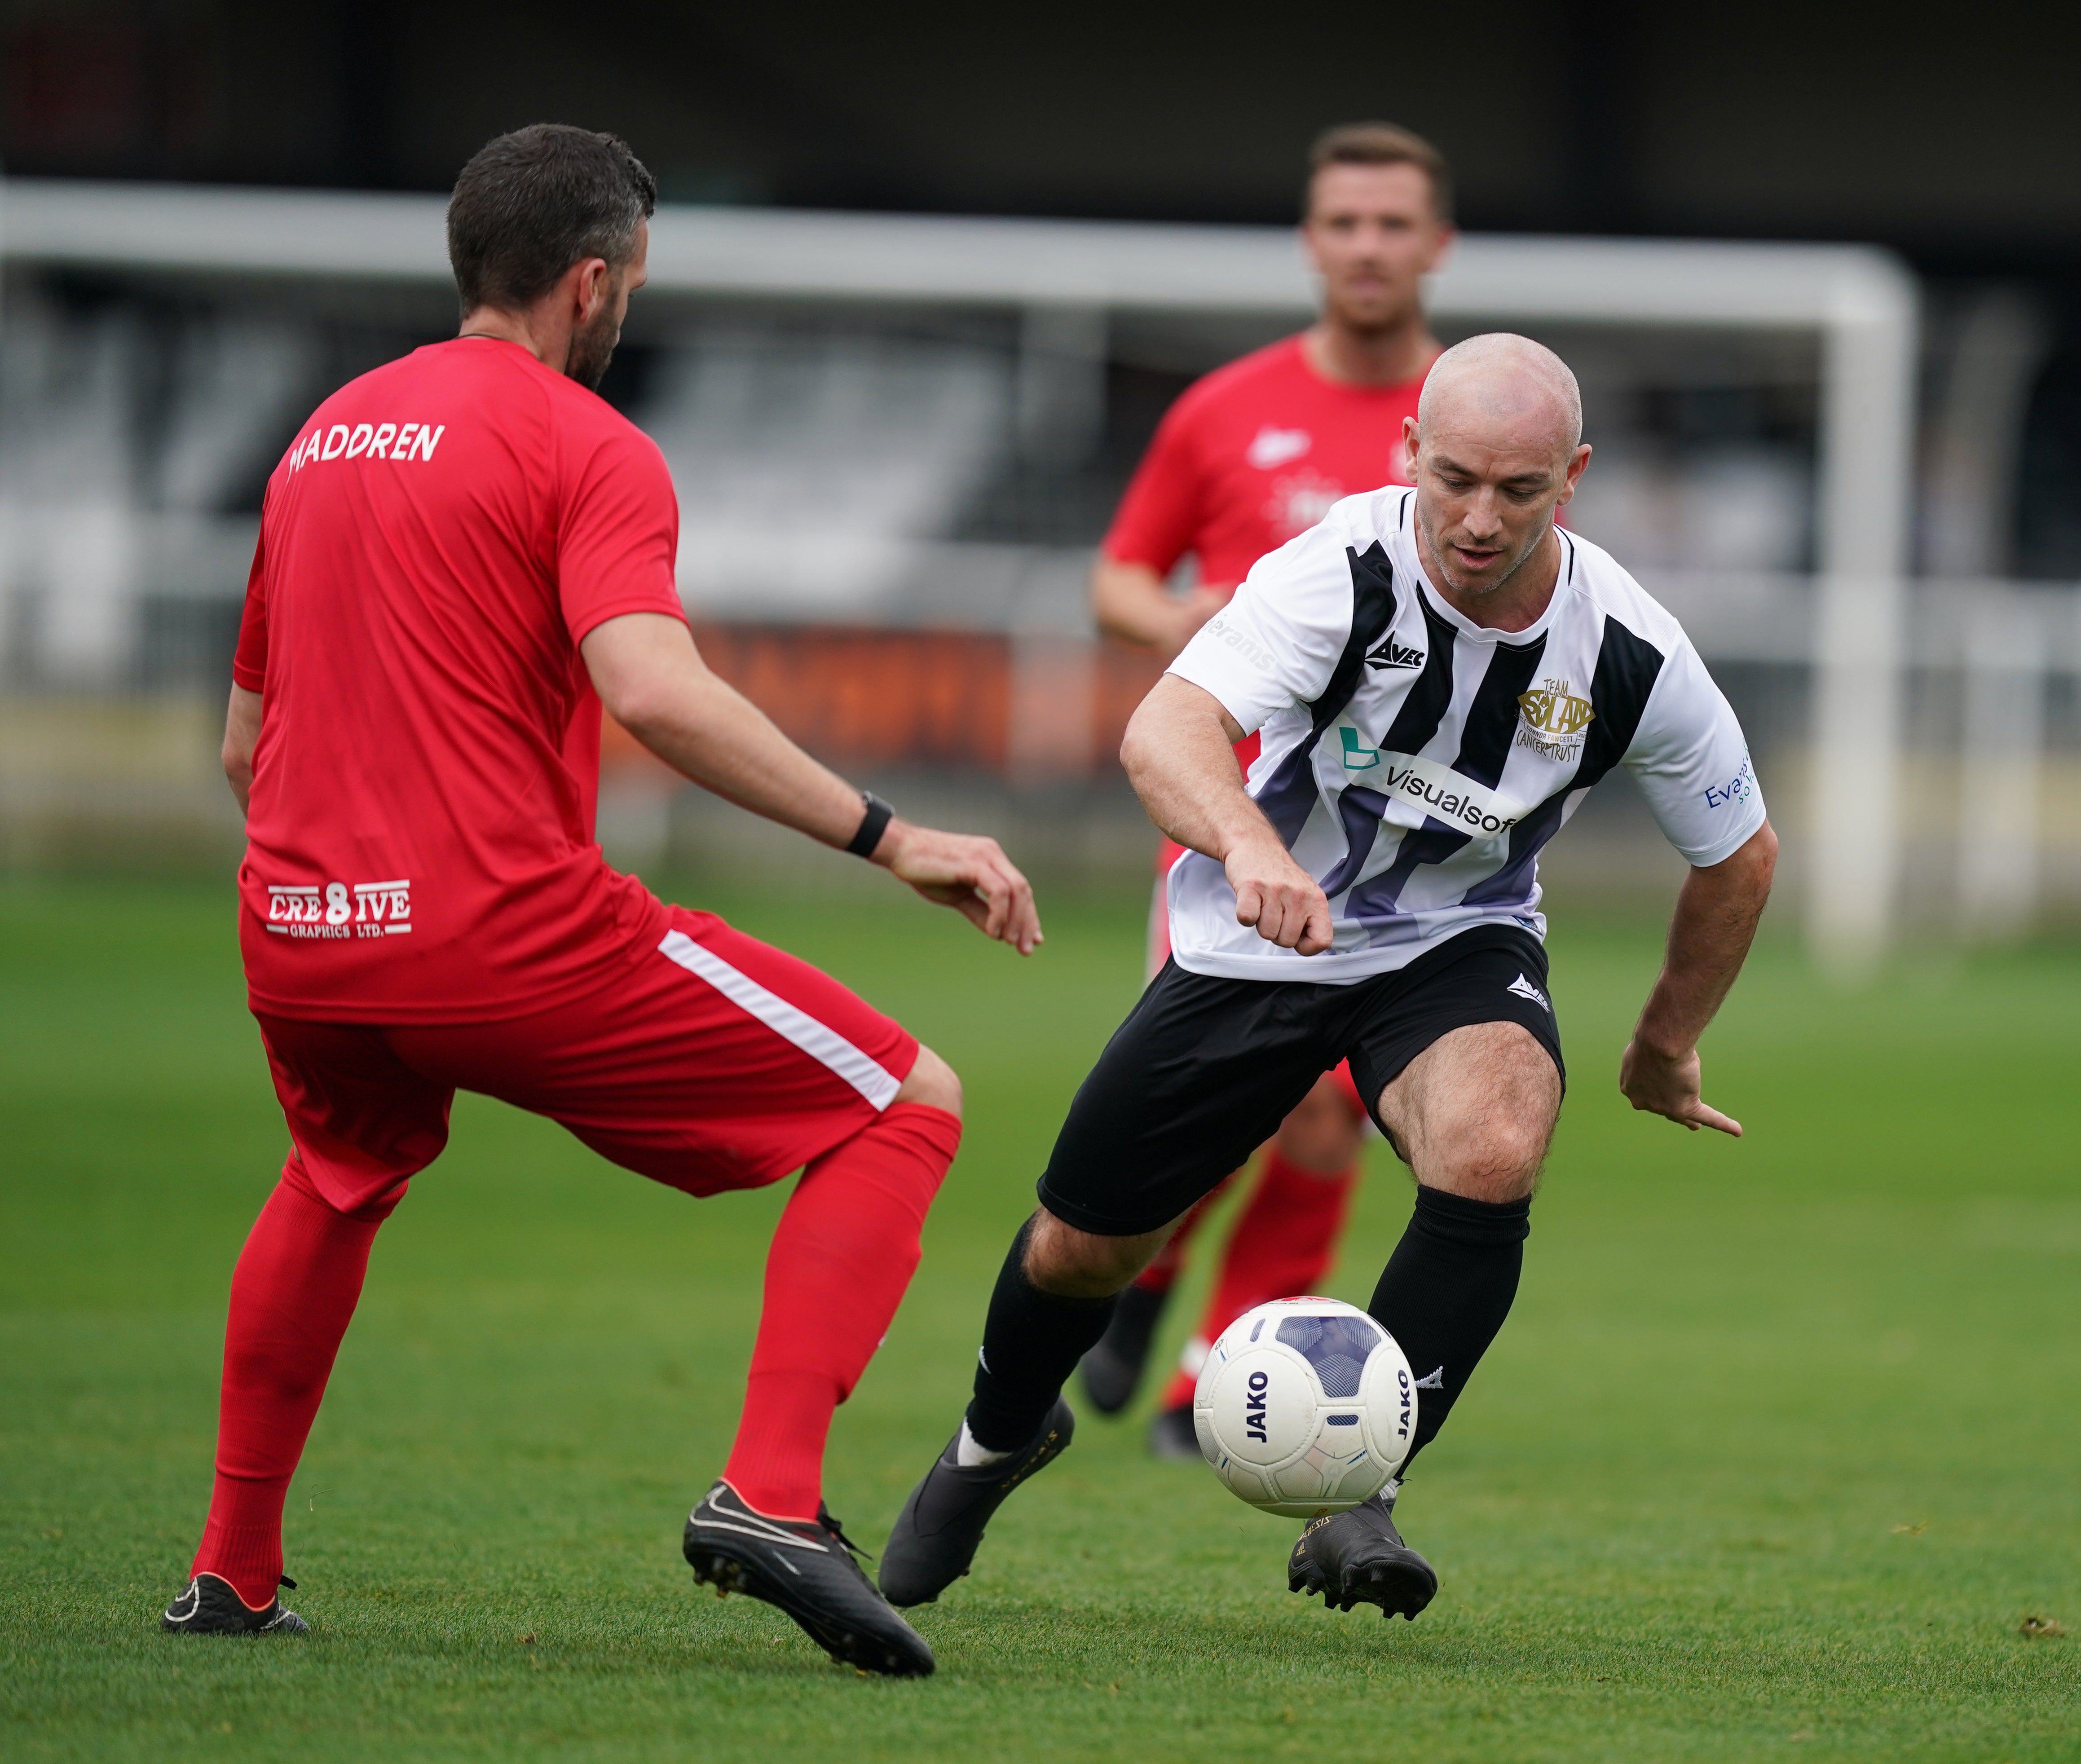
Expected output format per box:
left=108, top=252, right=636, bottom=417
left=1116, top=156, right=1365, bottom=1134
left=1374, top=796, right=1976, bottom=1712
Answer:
left=877, top=1397, right=1073, bottom=1607
left=684, top=1482, right=934, bottom=1677
left=161, top=1572, right=310, bottom=1635
left=1078, top=1283, right=1169, bottom=1415
left=1287, top=1482, right=1438, bottom=1620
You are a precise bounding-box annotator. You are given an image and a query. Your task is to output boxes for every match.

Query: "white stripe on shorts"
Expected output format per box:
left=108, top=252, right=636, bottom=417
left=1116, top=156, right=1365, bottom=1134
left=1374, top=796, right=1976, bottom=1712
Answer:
left=656, top=928, right=901, bottom=1110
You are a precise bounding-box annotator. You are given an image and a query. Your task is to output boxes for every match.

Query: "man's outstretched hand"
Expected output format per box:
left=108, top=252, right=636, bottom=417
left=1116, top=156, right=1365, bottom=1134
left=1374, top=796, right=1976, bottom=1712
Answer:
left=1226, top=832, right=1334, bottom=956
left=1620, top=824, right=1775, bottom=1140
left=876, top=822, right=1043, bottom=955
left=1618, top=1037, right=1741, bottom=1136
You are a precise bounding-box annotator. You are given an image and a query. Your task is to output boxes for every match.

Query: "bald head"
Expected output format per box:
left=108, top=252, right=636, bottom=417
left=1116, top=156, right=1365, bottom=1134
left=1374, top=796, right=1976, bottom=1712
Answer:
left=1402, top=333, right=1591, bottom=609
left=1416, top=333, right=1582, bottom=459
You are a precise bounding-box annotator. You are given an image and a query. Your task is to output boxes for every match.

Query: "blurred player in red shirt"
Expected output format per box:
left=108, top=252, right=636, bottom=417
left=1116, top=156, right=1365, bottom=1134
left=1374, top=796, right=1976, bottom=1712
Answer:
left=1082, top=124, right=1453, bottom=1455
left=157, top=126, right=1039, bottom=1678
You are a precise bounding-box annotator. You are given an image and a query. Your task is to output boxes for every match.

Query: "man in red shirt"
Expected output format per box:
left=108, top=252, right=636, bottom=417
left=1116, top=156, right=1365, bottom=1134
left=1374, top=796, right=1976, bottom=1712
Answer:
left=1082, top=124, right=1451, bottom=1455
left=157, top=125, right=1038, bottom=1679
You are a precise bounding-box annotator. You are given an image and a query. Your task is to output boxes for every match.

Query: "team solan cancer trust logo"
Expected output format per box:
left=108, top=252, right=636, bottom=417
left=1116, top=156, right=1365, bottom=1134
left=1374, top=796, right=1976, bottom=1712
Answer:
left=1515, top=679, right=1596, bottom=761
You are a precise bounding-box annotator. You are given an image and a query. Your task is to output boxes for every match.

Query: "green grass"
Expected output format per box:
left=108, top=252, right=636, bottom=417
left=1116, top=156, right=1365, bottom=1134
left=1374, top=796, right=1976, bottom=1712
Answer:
left=2, top=875, right=2077, bottom=1762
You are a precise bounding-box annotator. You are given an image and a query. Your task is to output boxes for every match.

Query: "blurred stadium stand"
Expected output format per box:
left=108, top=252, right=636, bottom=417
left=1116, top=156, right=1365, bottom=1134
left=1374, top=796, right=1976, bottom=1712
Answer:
left=6, top=3, right=2078, bottom=961
left=2, top=171, right=2078, bottom=959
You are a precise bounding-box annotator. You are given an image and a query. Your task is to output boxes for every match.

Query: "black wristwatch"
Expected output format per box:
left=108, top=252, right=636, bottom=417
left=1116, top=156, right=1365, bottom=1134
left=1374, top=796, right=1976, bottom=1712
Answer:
left=847, top=790, right=895, bottom=858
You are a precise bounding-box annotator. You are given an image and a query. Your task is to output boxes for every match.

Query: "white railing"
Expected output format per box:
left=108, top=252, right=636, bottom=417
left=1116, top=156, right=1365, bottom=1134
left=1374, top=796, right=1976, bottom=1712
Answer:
left=0, top=180, right=1935, bottom=963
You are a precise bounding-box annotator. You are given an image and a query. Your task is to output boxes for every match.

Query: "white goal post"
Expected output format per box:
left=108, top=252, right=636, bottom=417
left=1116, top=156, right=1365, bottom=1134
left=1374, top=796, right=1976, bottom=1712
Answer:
left=0, top=178, right=1920, bottom=971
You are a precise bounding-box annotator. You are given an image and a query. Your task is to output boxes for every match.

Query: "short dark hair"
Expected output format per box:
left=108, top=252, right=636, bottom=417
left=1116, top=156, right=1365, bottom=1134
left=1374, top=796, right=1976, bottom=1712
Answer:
left=447, top=124, right=657, bottom=314
left=1305, top=122, right=1453, bottom=224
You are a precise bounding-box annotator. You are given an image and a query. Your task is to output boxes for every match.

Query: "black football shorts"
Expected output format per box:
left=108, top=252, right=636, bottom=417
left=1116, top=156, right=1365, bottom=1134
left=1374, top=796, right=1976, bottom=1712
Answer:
left=1035, top=923, right=1564, bottom=1237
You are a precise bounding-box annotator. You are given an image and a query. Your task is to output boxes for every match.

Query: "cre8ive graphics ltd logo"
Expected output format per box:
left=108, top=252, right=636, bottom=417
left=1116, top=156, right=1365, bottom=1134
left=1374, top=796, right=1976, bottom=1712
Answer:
left=266, top=880, right=413, bottom=941
left=1515, top=679, right=1596, bottom=761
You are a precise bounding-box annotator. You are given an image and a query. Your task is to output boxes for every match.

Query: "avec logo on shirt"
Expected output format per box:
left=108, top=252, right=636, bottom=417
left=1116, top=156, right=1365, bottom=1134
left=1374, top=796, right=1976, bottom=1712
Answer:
left=287, top=421, right=447, bottom=473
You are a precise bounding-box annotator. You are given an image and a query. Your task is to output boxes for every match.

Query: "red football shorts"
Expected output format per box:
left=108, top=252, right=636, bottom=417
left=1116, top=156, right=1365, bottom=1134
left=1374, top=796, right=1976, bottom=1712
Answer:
left=253, top=905, right=920, bottom=1217
left=1149, top=840, right=1365, bottom=1118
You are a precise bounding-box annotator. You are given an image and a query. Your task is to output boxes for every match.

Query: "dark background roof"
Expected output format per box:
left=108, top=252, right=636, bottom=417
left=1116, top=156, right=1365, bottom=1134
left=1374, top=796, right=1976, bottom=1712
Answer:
left=8, top=0, right=2081, bottom=577
left=4, top=0, right=2077, bottom=272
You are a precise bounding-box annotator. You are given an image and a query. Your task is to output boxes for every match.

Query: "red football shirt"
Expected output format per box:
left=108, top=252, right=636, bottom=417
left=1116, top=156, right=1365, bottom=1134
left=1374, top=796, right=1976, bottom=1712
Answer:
left=233, top=337, right=687, bottom=1023
left=1109, top=335, right=1428, bottom=885
left=1103, top=334, right=1426, bottom=593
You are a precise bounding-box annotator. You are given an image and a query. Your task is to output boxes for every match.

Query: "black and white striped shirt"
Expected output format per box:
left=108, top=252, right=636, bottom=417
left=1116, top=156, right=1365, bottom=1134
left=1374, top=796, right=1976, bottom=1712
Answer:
left=1165, top=487, right=1765, bottom=982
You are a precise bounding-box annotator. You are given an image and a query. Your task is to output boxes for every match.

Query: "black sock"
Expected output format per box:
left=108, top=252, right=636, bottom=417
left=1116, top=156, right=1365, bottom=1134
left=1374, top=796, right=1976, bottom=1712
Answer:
left=966, top=1219, right=1116, bottom=1451
left=1367, top=1186, right=1531, bottom=1468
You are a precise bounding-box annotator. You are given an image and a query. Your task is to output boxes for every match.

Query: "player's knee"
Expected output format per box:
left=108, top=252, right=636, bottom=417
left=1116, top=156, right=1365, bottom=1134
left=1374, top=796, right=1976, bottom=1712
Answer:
left=893, top=1044, right=962, bottom=1117
left=1023, top=1206, right=1159, bottom=1298
left=1428, top=1121, right=1549, bottom=1202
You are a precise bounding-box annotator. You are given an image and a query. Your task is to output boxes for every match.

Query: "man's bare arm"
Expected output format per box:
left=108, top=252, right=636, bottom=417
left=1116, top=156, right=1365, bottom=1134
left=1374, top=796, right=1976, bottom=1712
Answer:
left=582, top=613, right=1041, bottom=953
left=1619, top=820, right=1778, bottom=1136
left=1120, top=673, right=1331, bottom=955
left=1091, top=556, right=1229, bottom=658
left=222, top=684, right=263, bottom=814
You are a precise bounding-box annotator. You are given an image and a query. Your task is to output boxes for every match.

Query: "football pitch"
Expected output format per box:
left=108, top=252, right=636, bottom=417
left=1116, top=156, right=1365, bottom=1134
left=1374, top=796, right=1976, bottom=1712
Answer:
left=3, top=875, right=2077, bottom=1762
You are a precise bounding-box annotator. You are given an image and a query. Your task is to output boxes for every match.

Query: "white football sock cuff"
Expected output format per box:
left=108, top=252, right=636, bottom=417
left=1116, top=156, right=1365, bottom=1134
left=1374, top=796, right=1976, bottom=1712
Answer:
left=955, top=1420, right=1014, bottom=1468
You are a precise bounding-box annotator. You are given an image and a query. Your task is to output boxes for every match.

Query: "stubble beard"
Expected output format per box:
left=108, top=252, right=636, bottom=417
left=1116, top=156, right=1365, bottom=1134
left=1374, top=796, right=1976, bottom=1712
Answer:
left=565, top=310, right=622, bottom=390
left=1418, top=500, right=1552, bottom=603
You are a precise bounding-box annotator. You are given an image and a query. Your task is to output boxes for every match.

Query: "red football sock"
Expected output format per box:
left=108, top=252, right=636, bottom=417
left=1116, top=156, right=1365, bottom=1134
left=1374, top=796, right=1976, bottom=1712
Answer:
left=722, top=1103, right=960, bottom=1521
left=1130, top=1170, right=1239, bottom=1295
left=191, top=1158, right=394, bottom=1608
left=1156, top=1150, right=1360, bottom=1410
